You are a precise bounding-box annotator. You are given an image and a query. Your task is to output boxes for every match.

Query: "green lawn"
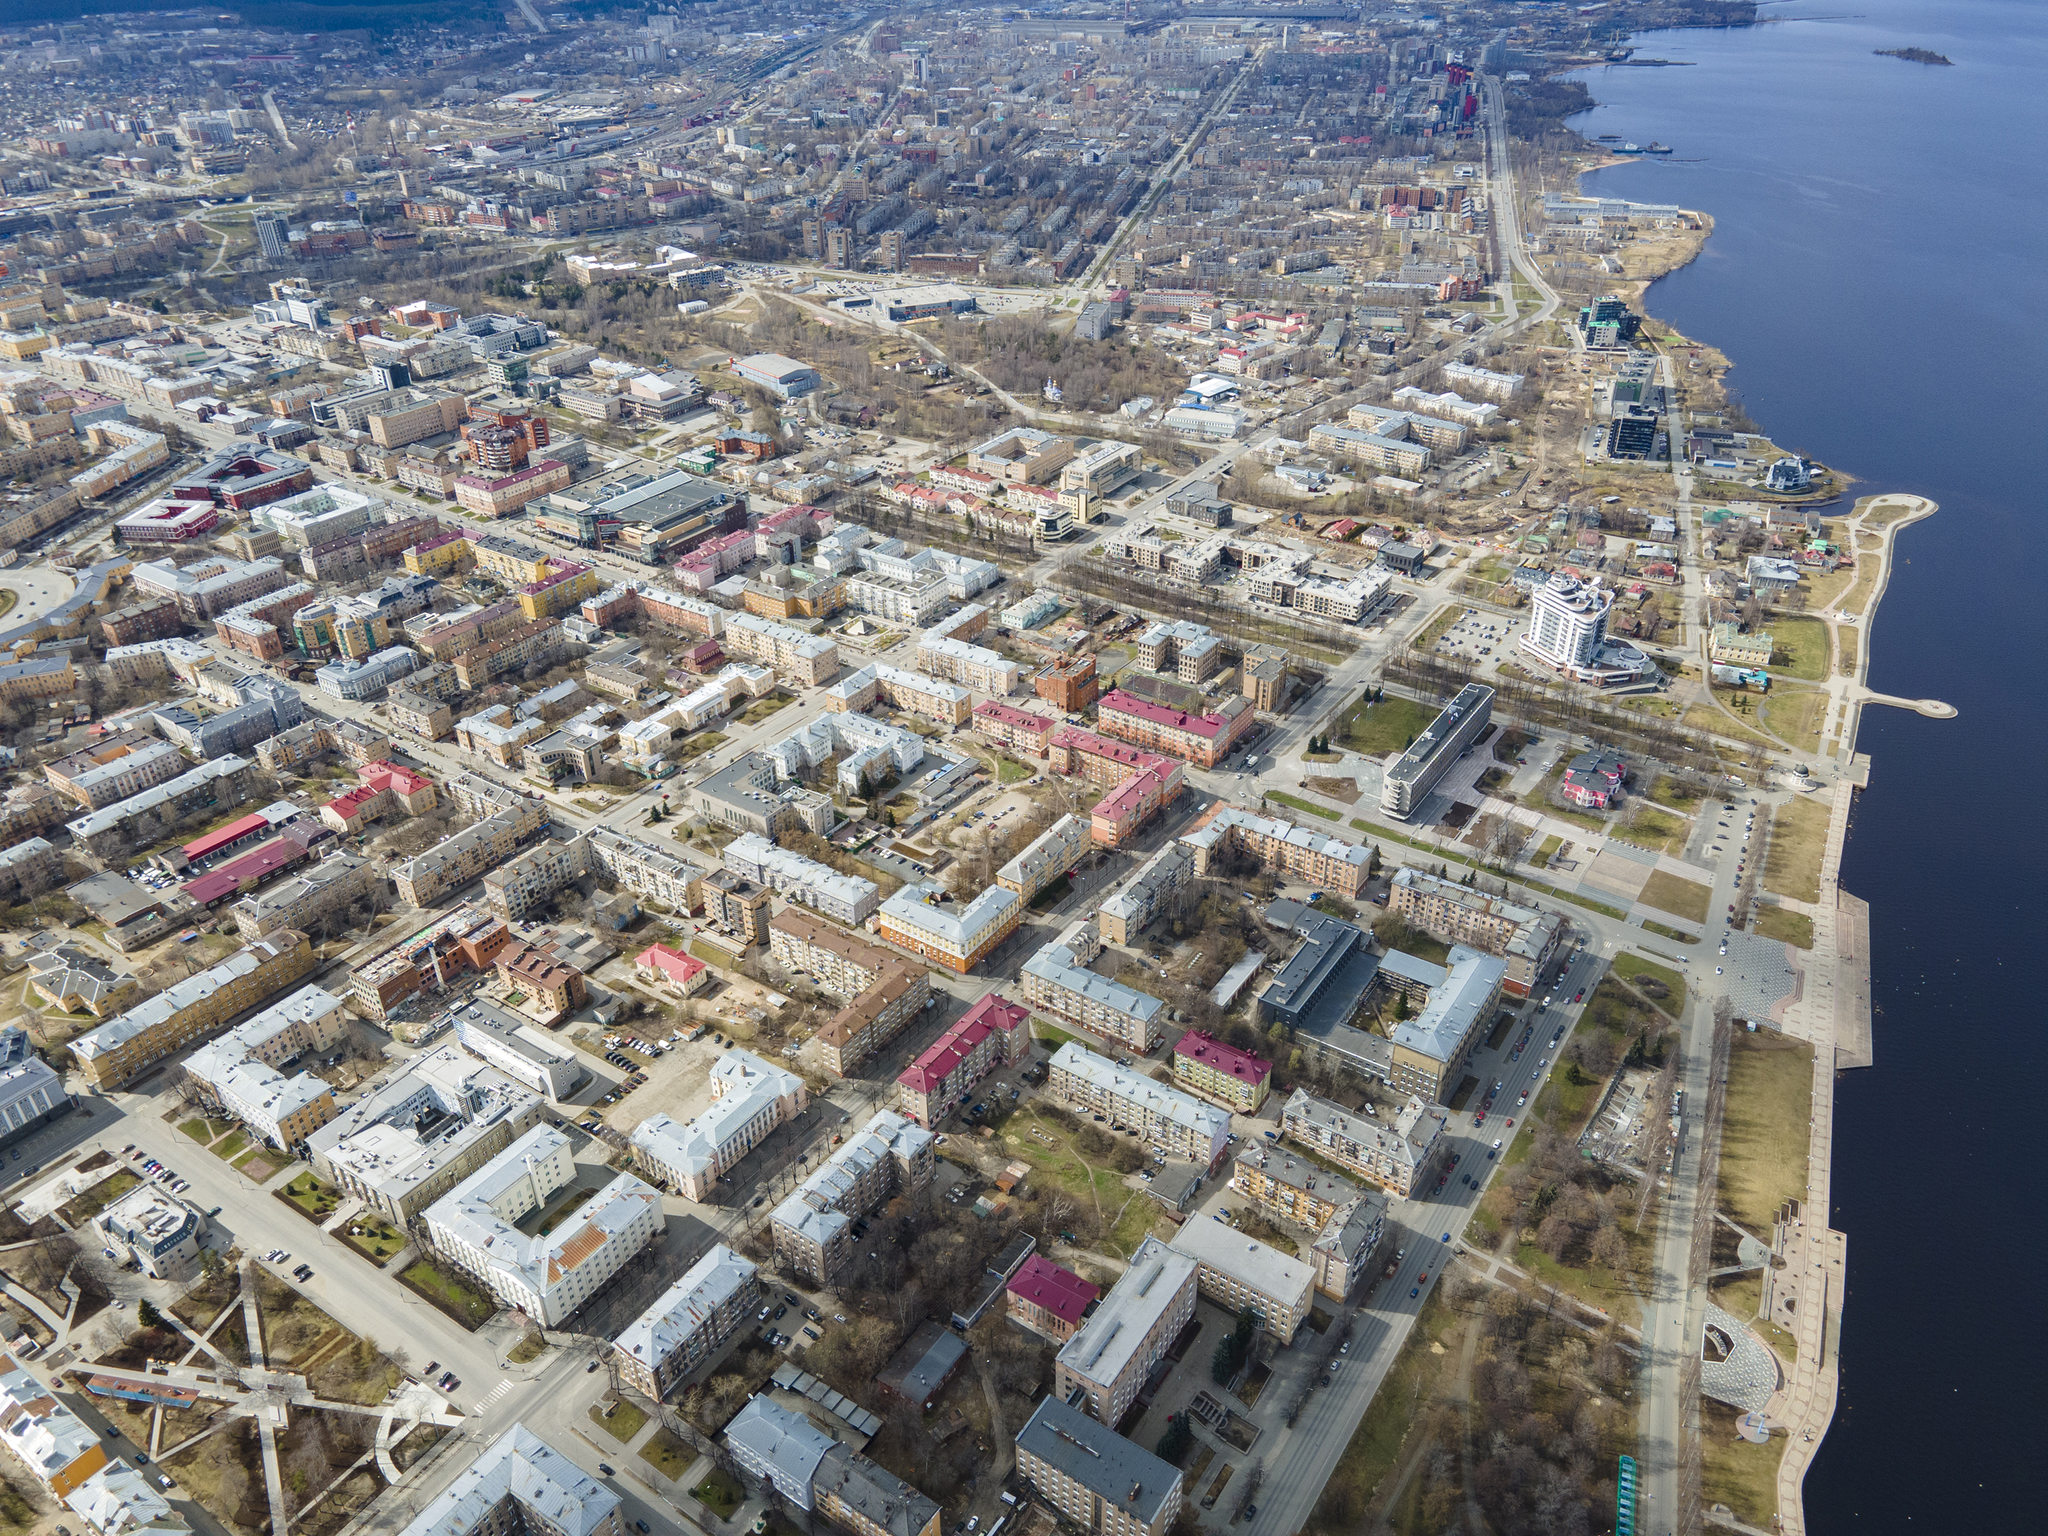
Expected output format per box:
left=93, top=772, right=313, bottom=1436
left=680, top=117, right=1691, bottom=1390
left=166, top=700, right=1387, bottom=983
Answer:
left=590, top=1400, right=647, bottom=1443
left=1334, top=694, right=1442, bottom=757
left=1636, top=870, right=1712, bottom=925
left=180, top=1117, right=232, bottom=1145
left=1701, top=1401, right=1785, bottom=1530
left=1628, top=806, right=1691, bottom=855
left=210, top=1131, right=247, bottom=1162
left=692, top=1469, right=743, bottom=1519
left=1752, top=905, right=1814, bottom=950
left=1611, top=953, right=1687, bottom=1018
left=399, top=1258, right=496, bottom=1329
left=1647, top=776, right=1705, bottom=814
left=1529, top=833, right=1562, bottom=868
left=338, top=1214, right=407, bottom=1266
left=995, top=1107, right=1167, bottom=1259
left=1765, top=616, right=1830, bottom=682
left=1513, top=1220, right=1652, bottom=1329
left=507, top=1332, right=546, bottom=1365
left=1718, top=1029, right=1814, bottom=1234
left=1263, top=791, right=1341, bottom=822
left=641, top=1427, right=695, bottom=1481
left=280, top=1171, right=344, bottom=1221
left=1033, top=1021, right=1084, bottom=1050
left=997, top=756, right=1032, bottom=784
left=1762, top=796, right=1830, bottom=905
left=56, top=1169, right=140, bottom=1225
left=670, top=730, right=729, bottom=764
left=1642, top=920, right=1698, bottom=944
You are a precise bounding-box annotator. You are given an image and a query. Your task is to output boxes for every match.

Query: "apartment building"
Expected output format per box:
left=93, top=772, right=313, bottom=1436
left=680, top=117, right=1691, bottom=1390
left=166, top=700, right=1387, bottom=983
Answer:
left=997, top=815, right=1089, bottom=905
left=347, top=905, right=510, bottom=1020
left=915, top=633, right=1019, bottom=695
left=1133, top=620, right=1221, bottom=684
left=725, top=1397, right=941, bottom=1536
left=68, top=931, right=313, bottom=1090
left=1229, top=1143, right=1387, bottom=1302
left=425, top=1126, right=661, bottom=1326
left=1178, top=804, right=1373, bottom=897
left=1380, top=684, right=1493, bottom=820
left=876, top=884, right=1021, bottom=973
left=1005, top=1255, right=1100, bottom=1345
left=45, top=732, right=185, bottom=809
left=1347, top=400, right=1470, bottom=453
left=611, top=1245, right=760, bottom=1402
left=1015, top=1396, right=1181, bottom=1536
left=0, top=1352, right=109, bottom=1498
left=629, top=1050, right=806, bottom=1201
left=825, top=664, right=971, bottom=727
left=308, top=1043, right=542, bottom=1223
left=1034, top=653, right=1098, bottom=712
left=1305, top=420, right=1432, bottom=477
left=1053, top=1236, right=1199, bottom=1425
left=894, top=991, right=1031, bottom=1127
left=396, top=1426, right=619, bottom=1536
left=1022, top=937, right=1165, bottom=1055
left=723, top=613, right=839, bottom=686
left=701, top=870, right=772, bottom=944
left=844, top=570, right=949, bottom=628
left=1387, top=868, right=1565, bottom=999
left=971, top=700, right=1056, bottom=758
left=1095, top=690, right=1253, bottom=769
left=1171, top=1031, right=1272, bottom=1114
left=1279, top=1089, right=1448, bottom=1198
left=1096, top=844, right=1195, bottom=945
left=766, top=909, right=930, bottom=1077
left=181, top=1042, right=335, bottom=1150
left=1168, top=1213, right=1314, bottom=1344
left=392, top=785, right=548, bottom=907
left=452, top=618, right=565, bottom=690
left=770, top=1110, right=934, bottom=1285
left=724, top=833, right=878, bottom=926
left=1045, top=1043, right=1230, bottom=1170
left=1388, top=945, right=1507, bottom=1101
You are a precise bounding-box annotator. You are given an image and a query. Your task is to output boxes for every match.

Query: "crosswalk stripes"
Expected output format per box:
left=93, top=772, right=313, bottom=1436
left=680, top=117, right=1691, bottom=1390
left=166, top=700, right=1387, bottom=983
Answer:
left=478, top=1378, right=515, bottom=1407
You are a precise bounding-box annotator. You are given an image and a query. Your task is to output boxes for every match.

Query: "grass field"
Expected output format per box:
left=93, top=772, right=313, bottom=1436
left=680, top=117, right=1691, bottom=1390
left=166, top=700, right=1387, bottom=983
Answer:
left=641, top=1427, right=693, bottom=1481
left=691, top=1469, right=743, bottom=1519
left=1701, top=1400, right=1783, bottom=1530
left=1306, top=1285, right=1461, bottom=1533
left=735, top=694, right=795, bottom=726
left=1408, top=605, right=1463, bottom=652
left=1762, top=796, right=1829, bottom=904
left=1335, top=694, right=1442, bottom=757
left=398, top=1258, right=496, bottom=1329
left=997, top=756, right=1032, bottom=783
left=1514, top=1219, right=1652, bottom=1330
left=1611, top=953, right=1687, bottom=1017
left=995, top=1106, right=1166, bottom=1259
left=1684, top=700, right=1776, bottom=750
left=1647, top=776, right=1705, bottom=813
left=1530, top=833, right=1562, bottom=868
left=1642, top=920, right=1697, bottom=944
left=1766, top=616, right=1830, bottom=681
left=1710, top=1271, right=1798, bottom=1365
left=57, top=1169, right=139, bottom=1225
left=1264, top=791, right=1341, bottom=822
left=591, top=1400, right=647, bottom=1442
left=1759, top=688, right=1827, bottom=750
left=1637, top=870, right=1712, bottom=925
left=337, top=1215, right=405, bottom=1266
left=1752, top=905, right=1814, bottom=949
left=1627, top=806, right=1691, bottom=855
left=1718, top=1029, right=1814, bottom=1233
left=280, top=1172, right=344, bottom=1222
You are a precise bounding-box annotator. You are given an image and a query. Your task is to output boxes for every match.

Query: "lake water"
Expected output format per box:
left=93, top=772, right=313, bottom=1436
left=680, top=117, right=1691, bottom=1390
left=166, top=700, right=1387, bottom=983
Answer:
left=1566, top=3, right=2046, bottom=1529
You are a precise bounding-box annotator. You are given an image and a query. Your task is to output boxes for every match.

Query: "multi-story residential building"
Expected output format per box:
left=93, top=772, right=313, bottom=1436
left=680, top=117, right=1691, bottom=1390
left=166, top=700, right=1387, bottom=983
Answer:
left=701, top=869, right=773, bottom=944
left=61, top=756, right=259, bottom=863
left=68, top=931, right=313, bottom=1090
left=392, top=784, right=548, bottom=907
left=129, top=555, right=289, bottom=622
left=1519, top=571, right=1613, bottom=676
left=452, top=618, right=565, bottom=690
left=1229, top=1142, right=1387, bottom=1302
left=629, top=1050, right=807, bottom=1200
left=1133, top=621, right=1222, bottom=684
left=724, top=1394, right=838, bottom=1510
left=894, top=991, right=1030, bottom=1127
left=1178, top=805, right=1373, bottom=897
left=1442, top=362, right=1523, bottom=400
left=725, top=1396, right=941, bottom=1536
left=844, top=570, right=949, bottom=627
left=1305, top=420, right=1432, bottom=476
left=0, top=1026, right=68, bottom=1151
left=766, top=909, right=929, bottom=1076
left=585, top=827, right=705, bottom=911
left=0, top=1349, right=108, bottom=1497
left=229, top=855, right=374, bottom=942
left=1387, top=945, right=1507, bottom=1101
left=1280, top=1089, right=1448, bottom=1199
left=1380, top=684, right=1494, bottom=820
left=454, top=1004, right=583, bottom=1101
left=1096, top=844, right=1195, bottom=945
left=98, top=597, right=183, bottom=648
left=770, top=1110, right=933, bottom=1285
left=724, top=833, right=878, bottom=926
left=1015, top=1396, right=1181, bottom=1536
left=1168, top=1213, right=1314, bottom=1343
left=43, top=732, right=185, bottom=810
left=611, top=1245, right=760, bottom=1402
left=1046, top=1044, right=1231, bottom=1170
left=1053, top=1236, right=1199, bottom=1425
left=1387, top=868, right=1565, bottom=999
left=1033, top=653, right=1098, bottom=712
left=396, top=1425, right=619, bottom=1536
left=482, top=839, right=586, bottom=920
left=967, top=426, right=1072, bottom=484
left=722, top=613, right=839, bottom=685
left=347, top=905, right=510, bottom=1020
left=181, top=1042, right=335, bottom=1150
left=764, top=714, right=924, bottom=799
left=971, top=700, right=1056, bottom=758
left=424, top=1126, right=661, bottom=1326
left=1005, top=1255, right=1100, bottom=1345
left=1346, top=400, right=1469, bottom=453
left=915, top=633, right=1019, bottom=696
left=1095, top=690, right=1254, bottom=769
left=997, top=815, right=1089, bottom=905
left=1022, top=933, right=1165, bottom=1054
left=308, top=1042, right=542, bottom=1223
left=877, top=884, right=1021, bottom=973
left=1171, top=1031, right=1272, bottom=1114
left=825, top=664, right=971, bottom=727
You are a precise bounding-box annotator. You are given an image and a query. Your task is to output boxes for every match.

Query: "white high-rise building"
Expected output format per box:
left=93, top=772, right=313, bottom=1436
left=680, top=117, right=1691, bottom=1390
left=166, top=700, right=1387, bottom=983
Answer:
left=1520, top=572, right=1612, bottom=673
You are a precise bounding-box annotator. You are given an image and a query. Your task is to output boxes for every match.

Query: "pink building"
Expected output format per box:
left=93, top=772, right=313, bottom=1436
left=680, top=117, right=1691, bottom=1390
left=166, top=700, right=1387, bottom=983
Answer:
left=635, top=944, right=709, bottom=995
left=895, top=991, right=1031, bottom=1126
left=1095, top=689, right=1254, bottom=770
left=972, top=700, right=1056, bottom=758
left=116, top=498, right=219, bottom=543
left=1006, top=1254, right=1101, bottom=1344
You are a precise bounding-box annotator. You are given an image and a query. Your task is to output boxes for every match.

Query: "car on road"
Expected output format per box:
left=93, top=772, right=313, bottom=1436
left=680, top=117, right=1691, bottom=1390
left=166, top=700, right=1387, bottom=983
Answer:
left=1487, top=1149, right=1497, bottom=1161
left=292, top=1264, right=312, bottom=1281
left=587, top=1360, right=600, bottom=1372
left=599, top=1464, right=615, bottom=1477
left=1410, top=1287, right=1419, bottom=1298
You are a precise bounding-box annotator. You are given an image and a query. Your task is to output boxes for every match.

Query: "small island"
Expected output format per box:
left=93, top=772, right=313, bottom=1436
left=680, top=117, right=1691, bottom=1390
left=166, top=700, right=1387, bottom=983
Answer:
left=1875, top=47, right=1954, bottom=65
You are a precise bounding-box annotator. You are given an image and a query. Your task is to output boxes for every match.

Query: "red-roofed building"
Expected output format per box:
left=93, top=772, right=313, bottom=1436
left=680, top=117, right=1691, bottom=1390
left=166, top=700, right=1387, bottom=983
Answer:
left=179, top=834, right=318, bottom=908
left=182, top=811, right=273, bottom=866
left=1006, top=1254, right=1101, bottom=1344
left=1095, top=689, right=1254, bottom=769
left=322, top=761, right=437, bottom=833
left=972, top=700, right=1056, bottom=758
left=895, top=991, right=1031, bottom=1127
left=1046, top=727, right=1187, bottom=849
left=1172, top=1030, right=1273, bottom=1114
left=358, top=761, right=437, bottom=813
left=635, top=943, right=709, bottom=995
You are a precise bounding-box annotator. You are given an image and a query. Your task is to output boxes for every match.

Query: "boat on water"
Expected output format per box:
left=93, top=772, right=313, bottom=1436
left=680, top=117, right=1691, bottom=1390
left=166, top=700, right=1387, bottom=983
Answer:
left=1612, top=141, right=1673, bottom=155
left=1597, top=133, right=1623, bottom=141
left=1645, top=141, right=1672, bottom=154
